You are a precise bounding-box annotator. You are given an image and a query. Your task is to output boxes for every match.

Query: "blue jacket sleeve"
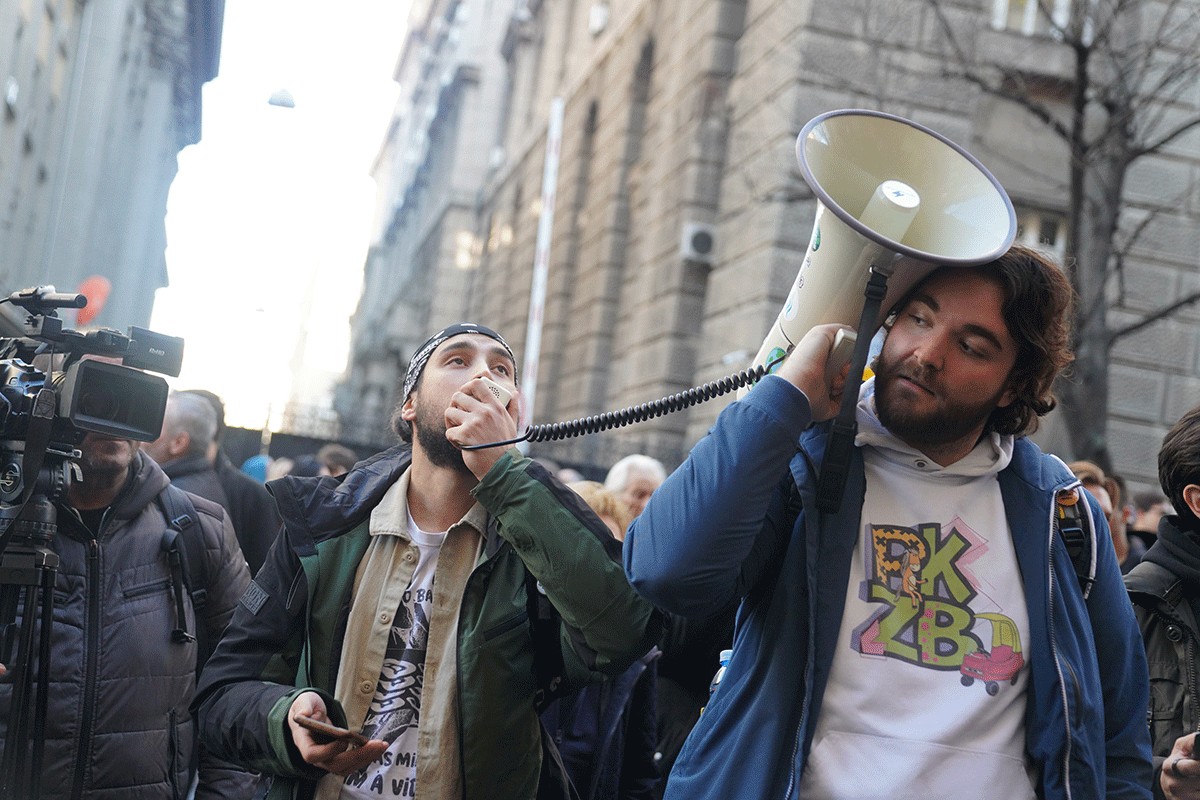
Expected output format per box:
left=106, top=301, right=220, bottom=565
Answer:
left=624, top=376, right=814, bottom=619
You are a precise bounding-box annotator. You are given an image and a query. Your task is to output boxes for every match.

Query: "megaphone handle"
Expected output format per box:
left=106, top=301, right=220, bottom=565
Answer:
left=816, top=267, right=891, bottom=514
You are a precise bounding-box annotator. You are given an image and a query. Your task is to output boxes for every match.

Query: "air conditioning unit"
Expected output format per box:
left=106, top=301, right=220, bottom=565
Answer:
left=4, top=77, right=18, bottom=116
left=680, top=222, right=716, bottom=264
left=588, top=3, right=610, bottom=36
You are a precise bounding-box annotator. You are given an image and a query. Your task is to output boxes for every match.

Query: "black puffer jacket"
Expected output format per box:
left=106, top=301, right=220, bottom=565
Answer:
left=1125, top=515, right=1200, bottom=800
left=163, top=453, right=232, bottom=512
left=163, top=452, right=282, bottom=576
left=213, top=452, right=281, bottom=575
left=0, top=451, right=254, bottom=800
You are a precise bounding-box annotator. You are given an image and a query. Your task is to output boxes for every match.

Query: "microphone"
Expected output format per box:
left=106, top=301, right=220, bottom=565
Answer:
left=8, top=286, right=87, bottom=310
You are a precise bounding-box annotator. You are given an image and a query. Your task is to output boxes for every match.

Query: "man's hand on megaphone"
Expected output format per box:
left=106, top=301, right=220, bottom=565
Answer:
left=774, top=323, right=854, bottom=422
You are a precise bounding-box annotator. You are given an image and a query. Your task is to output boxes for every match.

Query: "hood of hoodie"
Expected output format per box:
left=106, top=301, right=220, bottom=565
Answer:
left=107, top=449, right=172, bottom=519
left=854, top=377, right=1014, bottom=479
left=1143, top=514, right=1200, bottom=590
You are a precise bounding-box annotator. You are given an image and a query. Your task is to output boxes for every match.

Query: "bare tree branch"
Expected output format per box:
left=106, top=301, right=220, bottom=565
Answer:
left=1109, top=289, right=1200, bottom=343
left=1109, top=205, right=1162, bottom=304
left=1112, top=206, right=1159, bottom=265
left=809, top=0, right=1200, bottom=467
left=926, top=2, right=1077, bottom=143
left=1133, top=115, right=1200, bottom=158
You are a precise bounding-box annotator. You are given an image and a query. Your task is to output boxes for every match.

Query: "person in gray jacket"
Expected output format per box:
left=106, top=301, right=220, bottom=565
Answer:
left=0, top=431, right=254, bottom=799
left=1127, top=403, right=1200, bottom=800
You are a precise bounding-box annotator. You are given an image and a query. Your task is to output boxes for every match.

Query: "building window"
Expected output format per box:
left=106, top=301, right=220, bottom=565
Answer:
left=991, top=0, right=1070, bottom=36
left=1014, top=208, right=1067, bottom=259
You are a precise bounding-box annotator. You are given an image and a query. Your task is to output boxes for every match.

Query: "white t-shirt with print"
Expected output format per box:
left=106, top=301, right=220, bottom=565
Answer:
left=799, top=384, right=1037, bottom=800
left=340, top=514, right=445, bottom=800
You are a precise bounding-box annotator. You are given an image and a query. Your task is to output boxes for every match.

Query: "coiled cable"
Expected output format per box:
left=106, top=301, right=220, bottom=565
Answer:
left=462, top=353, right=786, bottom=451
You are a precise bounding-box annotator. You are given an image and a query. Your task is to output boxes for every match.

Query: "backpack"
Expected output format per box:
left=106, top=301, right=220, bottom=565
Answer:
left=1055, top=486, right=1097, bottom=600
left=157, top=484, right=216, bottom=669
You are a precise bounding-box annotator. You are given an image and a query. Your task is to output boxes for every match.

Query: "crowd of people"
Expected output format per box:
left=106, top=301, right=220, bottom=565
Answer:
left=4, top=247, right=1200, bottom=800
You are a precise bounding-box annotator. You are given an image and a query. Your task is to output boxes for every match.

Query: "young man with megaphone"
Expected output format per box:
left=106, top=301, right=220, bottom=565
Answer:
left=624, top=245, right=1152, bottom=799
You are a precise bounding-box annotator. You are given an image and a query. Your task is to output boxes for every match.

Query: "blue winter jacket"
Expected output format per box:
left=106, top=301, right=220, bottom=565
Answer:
left=624, top=376, right=1151, bottom=800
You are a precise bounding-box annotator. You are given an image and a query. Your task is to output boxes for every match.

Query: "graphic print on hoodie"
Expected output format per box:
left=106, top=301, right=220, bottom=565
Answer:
left=798, top=381, right=1038, bottom=800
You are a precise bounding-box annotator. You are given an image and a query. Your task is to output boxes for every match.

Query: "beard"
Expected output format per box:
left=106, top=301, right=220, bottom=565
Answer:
left=872, top=350, right=1005, bottom=451
left=412, top=396, right=474, bottom=477
left=78, top=435, right=138, bottom=481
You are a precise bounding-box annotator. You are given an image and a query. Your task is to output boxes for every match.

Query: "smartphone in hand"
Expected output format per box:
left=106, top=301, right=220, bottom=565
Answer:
left=293, top=715, right=370, bottom=747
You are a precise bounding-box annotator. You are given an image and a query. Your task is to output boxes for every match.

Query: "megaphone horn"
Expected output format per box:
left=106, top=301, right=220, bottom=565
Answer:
left=745, top=109, right=1017, bottom=386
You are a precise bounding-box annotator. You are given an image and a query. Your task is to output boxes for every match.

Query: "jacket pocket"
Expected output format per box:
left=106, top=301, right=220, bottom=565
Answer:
left=124, top=577, right=172, bottom=598
left=117, top=563, right=175, bottom=616
left=1148, top=657, right=1186, bottom=756
left=482, top=609, right=529, bottom=642
left=116, top=564, right=183, bottom=644
left=801, top=731, right=1037, bottom=800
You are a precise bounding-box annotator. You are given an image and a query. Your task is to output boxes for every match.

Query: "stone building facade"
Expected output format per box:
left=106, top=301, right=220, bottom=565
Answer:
left=337, top=0, right=516, bottom=446
left=342, top=0, right=1200, bottom=491
left=0, top=0, right=223, bottom=331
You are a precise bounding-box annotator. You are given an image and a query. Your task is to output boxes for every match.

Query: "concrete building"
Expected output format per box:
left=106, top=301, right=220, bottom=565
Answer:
left=0, top=0, right=223, bottom=331
left=342, top=0, right=1200, bottom=490
left=337, top=0, right=518, bottom=446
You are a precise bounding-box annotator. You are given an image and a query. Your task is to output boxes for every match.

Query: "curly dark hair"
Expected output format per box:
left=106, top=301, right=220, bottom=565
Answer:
left=889, top=245, right=1075, bottom=437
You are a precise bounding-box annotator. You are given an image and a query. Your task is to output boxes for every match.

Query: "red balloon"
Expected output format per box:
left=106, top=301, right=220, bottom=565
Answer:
left=76, top=275, right=112, bottom=327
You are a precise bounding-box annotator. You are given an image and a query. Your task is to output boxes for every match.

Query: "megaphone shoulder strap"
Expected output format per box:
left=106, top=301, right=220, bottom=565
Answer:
left=815, top=267, right=892, bottom=514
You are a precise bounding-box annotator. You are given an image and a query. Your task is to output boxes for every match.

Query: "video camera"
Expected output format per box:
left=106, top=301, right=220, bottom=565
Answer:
left=0, top=285, right=184, bottom=796
left=0, top=285, right=183, bottom=504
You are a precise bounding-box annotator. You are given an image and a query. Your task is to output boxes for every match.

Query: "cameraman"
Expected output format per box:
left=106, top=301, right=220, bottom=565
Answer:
left=0, top=430, right=255, bottom=799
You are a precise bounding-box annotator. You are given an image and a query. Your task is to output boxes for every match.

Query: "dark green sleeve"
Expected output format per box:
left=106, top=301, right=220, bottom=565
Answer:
left=473, top=449, right=662, bottom=677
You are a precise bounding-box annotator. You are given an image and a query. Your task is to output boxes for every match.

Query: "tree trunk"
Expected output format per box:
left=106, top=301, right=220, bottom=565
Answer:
left=1059, top=149, right=1127, bottom=471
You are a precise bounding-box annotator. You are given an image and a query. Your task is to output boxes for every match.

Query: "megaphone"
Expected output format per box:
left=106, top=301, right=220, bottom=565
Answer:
left=745, top=109, right=1017, bottom=386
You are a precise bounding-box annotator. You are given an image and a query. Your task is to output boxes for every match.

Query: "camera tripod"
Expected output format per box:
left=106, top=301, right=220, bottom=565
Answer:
left=0, top=460, right=72, bottom=800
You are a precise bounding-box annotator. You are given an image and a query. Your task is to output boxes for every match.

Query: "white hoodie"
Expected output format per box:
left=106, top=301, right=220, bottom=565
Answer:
left=799, top=380, right=1037, bottom=800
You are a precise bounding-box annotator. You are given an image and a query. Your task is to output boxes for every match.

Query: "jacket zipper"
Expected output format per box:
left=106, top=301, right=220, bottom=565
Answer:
left=70, top=532, right=102, bottom=800
left=168, top=709, right=181, bottom=800
left=455, top=572, right=473, bottom=799
left=1047, top=492, right=1073, bottom=800
left=783, top=501, right=818, bottom=800
left=783, top=689, right=811, bottom=799
left=1183, top=613, right=1199, bottom=733
left=1185, top=628, right=1195, bottom=734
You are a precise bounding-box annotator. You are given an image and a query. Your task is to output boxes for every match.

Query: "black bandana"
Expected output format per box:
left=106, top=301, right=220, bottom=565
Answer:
left=401, top=322, right=517, bottom=403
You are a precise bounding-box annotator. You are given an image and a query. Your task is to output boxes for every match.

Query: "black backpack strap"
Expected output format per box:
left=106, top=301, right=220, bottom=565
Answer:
left=157, top=484, right=211, bottom=662
left=1055, top=487, right=1096, bottom=600
left=527, top=569, right=569, bottom=713
left=524, top=570, right=583, bottom=800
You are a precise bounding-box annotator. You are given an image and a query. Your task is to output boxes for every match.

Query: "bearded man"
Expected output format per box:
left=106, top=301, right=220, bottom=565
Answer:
left=194, top=323, right=660, bottom=800
left=625, top=246, right=1152, bottom=800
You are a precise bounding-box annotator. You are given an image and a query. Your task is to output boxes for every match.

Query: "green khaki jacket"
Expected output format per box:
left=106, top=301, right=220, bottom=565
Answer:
left=194, top=445, right=661, bottom=800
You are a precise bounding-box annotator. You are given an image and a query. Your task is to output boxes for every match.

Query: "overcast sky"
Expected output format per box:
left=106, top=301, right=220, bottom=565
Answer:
left=151, top=1, right=406, bottom=431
